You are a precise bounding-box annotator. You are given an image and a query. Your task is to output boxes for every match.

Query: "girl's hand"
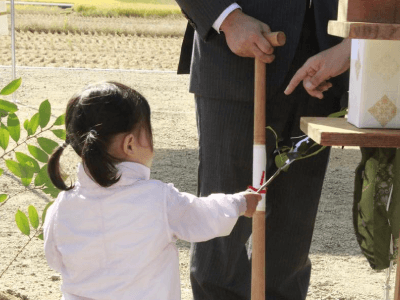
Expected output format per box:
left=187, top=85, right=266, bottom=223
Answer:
left=242, top=192, right=262, bottom=217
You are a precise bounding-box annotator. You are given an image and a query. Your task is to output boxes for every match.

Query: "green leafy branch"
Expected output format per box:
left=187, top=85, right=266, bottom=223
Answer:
left=258, top=108, right=347, bottom=192
left=0, top=202, right=53, bottom=279
left=0, top=78, right=65, bottom=279
left=0, top=79, right=66, bottom=198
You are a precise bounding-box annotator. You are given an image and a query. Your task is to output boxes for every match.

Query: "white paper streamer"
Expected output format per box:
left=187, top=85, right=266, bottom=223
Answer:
left=253, top=145, right=266, bottom=211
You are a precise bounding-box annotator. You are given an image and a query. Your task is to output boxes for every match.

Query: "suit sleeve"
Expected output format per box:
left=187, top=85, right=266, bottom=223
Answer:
left=174, top=0, right=235, bottom=40
left=164, top=183, right=247, bottom=242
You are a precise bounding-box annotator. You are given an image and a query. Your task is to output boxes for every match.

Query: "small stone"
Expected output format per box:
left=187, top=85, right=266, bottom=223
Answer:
left=50, top=275, right=61, bottom=281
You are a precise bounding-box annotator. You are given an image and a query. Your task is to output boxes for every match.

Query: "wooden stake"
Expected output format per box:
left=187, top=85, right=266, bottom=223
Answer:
left=252, top=59, right=266, bottom=300
left=251, top=31, right=285, bottom=300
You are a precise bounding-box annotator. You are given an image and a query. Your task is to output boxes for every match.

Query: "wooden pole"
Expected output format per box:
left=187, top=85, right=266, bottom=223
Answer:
left=251, top=58, right=267, bottom=300
left=251, top=31, right=286, bottom=300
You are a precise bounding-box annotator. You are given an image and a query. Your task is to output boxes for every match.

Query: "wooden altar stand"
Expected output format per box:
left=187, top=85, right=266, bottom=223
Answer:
left=300, top=117, right=400, bottom=299
left=302, top=1, right=400, bottom=297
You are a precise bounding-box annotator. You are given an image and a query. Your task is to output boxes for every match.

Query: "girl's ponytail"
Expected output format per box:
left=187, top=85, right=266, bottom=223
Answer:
left=81, top=130, right=120, bottom=187
left=48, top=142, right=73, bottom=191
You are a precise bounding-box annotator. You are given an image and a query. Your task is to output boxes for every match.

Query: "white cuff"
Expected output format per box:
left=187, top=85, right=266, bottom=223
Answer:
left=212, top=3, right=242, bottom=34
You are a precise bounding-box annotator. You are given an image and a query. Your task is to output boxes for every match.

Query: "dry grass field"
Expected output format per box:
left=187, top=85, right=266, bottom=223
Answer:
left=0, top=13, right=186, bottom=70
left=13, top=0, right=181, bottom=17
left=0, top=7, right=398, bottom=300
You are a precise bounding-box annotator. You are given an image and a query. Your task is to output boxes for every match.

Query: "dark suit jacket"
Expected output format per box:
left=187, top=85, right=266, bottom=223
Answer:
left=176, top=0, right=348, bottom=102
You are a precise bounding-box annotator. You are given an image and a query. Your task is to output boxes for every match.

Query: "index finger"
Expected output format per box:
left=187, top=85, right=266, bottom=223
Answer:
left=284, top=66, right=308, bottom=95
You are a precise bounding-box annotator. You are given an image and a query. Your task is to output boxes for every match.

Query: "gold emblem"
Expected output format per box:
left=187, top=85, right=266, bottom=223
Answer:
left=368, top=95, right=398, bottom=127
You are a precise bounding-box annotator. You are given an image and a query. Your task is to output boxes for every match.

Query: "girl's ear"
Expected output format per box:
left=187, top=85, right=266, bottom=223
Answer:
left=123, top=133, right=136, bottom=157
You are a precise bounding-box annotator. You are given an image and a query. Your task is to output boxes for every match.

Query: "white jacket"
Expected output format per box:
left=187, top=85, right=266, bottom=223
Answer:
left=44, top=162, right=247, bottom=300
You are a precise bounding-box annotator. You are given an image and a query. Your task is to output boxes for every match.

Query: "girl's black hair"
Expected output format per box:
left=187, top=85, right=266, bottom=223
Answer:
left=48, top=81, right=153, bottom=190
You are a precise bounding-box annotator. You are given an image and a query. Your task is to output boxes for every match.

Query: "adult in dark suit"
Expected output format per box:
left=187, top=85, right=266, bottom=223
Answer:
left=175, top=1, right=351, bottom=299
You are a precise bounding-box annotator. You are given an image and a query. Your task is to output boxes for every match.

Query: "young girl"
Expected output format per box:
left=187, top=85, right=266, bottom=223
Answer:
left=44, top=81, right=261, bottom=300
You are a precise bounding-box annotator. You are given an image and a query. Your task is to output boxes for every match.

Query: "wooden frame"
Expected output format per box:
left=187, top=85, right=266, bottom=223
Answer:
left=300, top=116, right=400, bottom=299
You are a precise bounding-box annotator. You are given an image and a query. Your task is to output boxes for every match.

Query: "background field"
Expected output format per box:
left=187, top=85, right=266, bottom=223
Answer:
left=19, top=0, right=177, bottom=5
left=0, top=2, right=398, bottom=300
left=10, top=0, right=180, bottom=17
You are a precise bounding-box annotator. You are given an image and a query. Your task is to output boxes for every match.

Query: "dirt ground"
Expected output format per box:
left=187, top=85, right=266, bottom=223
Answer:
left=0, top=14, right=397, bottom=300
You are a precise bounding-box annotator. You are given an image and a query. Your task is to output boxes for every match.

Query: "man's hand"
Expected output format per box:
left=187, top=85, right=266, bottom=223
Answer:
left=284, top=39, right=351, bottom=99
left=220, top=9, right=275, bottom=64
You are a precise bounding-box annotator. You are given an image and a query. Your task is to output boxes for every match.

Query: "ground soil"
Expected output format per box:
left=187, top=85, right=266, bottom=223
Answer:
left=0, top=13, right=396, bottom=300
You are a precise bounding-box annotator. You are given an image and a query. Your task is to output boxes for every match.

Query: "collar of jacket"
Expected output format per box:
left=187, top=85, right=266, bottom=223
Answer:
left=77, top=161, right=151, bottom=189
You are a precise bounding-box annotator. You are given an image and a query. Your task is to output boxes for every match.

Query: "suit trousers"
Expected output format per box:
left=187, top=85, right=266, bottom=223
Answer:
left=191, top=87, right=334, bottom=300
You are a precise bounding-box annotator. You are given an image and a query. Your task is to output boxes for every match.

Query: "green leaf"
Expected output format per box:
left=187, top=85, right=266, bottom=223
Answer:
left=0, top=123, right=9, bottom=150
left=21, top=167, right=33, bottom=187
left=0, top=78, right=21, bottom=95
left=0, top=194, right=8, bottom=203
left=267, top=126, right=281, bottom=152
left=42, top=201, right=54, bottom=223
left=27, top=113, right=40, bottom=135
left=28, top=145, right=49, bottom=163
left=37, top=233, right=44, bottom=240
left=28, top=205, right=39, bottom=229
left=328, top=108, right=347, bottom=118
left=0, top=99, right=18, bottom=113
left=23, top=119, right=29, bottom=132
left=34, top=164, right=51, bottom=187
left=0, top=168, right=3, bottom=176
left=39, top=100, right=51, bottom=128
left=37, top=137, right=58, bottom=155
left=275, top=153, right=288, bottom=169
left=15, top=152, right=40, bottom=173
left=7, top=113, right=20, bottom=142
left=43, top=185, right=61, bottom=198
left=53, top=114, right=65, bottom=126
left=15, top=210, right=30, bottom=236
left=5, top=160, right=23, bottom=177
left=5, top=160, right=34, bottom=186
left=0, top=109, right=9, bottom=118
left=52, top=129, right=66, bottom=140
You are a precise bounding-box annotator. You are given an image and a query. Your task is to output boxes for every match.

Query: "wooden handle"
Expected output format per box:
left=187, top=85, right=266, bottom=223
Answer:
left=251, top=211, right=266, bottom=300
left=254, top=59, right=266, bottom=145
left=265, top=31, right=286, bottom=47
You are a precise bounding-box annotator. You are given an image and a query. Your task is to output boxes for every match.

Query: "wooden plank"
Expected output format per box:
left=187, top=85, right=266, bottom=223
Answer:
left=347, top=0, right=398, bottom=24
left=328, top=20, right=400, bottom=40
left=337, top=0, right=400, bottom=24
left=337, top=0, right=348, bottom=22
left=300, top=117, right=400, bottom=148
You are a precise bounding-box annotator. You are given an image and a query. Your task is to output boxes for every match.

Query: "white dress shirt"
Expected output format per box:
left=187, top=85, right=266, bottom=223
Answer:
left=44, top=162, right=247, bottom=300
left=213, top=0, right=313, bottom=33
left=212, top=3, right=241, bottom=33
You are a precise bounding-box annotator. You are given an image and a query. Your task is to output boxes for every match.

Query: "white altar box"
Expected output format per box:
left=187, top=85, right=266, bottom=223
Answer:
left=348, top=39, right=400, bottom=128
left=0, top=1, right=8, bottom=36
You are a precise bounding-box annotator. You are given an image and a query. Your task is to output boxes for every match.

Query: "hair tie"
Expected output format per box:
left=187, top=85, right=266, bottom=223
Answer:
left=61, top=142, right=69, bottom=149
left=89, top=129, right=98, bottom=137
